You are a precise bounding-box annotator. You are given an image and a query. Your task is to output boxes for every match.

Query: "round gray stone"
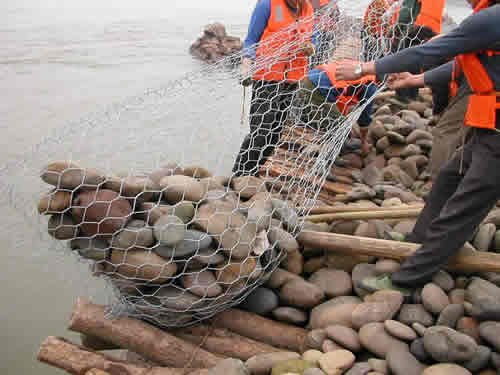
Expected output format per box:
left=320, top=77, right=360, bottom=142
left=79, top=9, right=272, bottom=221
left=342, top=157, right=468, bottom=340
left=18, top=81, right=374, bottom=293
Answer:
left=386, top=346, right=425, bottom=375
left=410, top=338, right=430, bottom=362
left=423, top=326, right=478, bottom=362
left=325, top=325, right=361, bottom=352
left=309, top=268, right=353, bottom=298
left=432, top=270, right=455, bottom=292
left=272, top=307, right=308, bottom=325
left=154, top=229, right=212, bottom=259
left=463, top=345, right=491, bottom=373
left=153, top=215, right=185, bottom=247
left=359, top=322, right=408, bottom=358
left=398, top=304, right=434, bottom=327
left=384, top=320, right=417, bottom=341
left=436, top=304, right=464, bottom=328
left=241, top=287, right=279, bottom=316
left=421, top=283, right=450, bottom=315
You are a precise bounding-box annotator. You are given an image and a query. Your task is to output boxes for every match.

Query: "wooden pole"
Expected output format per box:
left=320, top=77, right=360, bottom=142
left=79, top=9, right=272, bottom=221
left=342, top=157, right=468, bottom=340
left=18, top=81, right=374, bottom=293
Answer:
left=305, top=208, right=423, bottom=223
left=37, top=336, right=202, bottom=375
left=308, top=203, right=424, bottom=215
left=68, top=298, right=221, bottom=368
left=297, top=231, right=500, bottom=273
left=211, top=309, right=308, bottom=353
left=172, top=325, right=280, bottom=360
left=80, top=334, right=120, bottom=351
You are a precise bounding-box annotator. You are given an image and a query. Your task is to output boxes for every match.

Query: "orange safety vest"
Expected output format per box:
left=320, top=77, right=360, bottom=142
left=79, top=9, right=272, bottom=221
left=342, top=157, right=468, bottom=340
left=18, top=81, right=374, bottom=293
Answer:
left=363, top=0, right=390, bottom=36
left=414, top=0, right=445, bottom=34
left=452, top=0, right=500, bottom=129
left=317, top=62, right=377, bottom=114
left=254, top=0, right=314, bottom=83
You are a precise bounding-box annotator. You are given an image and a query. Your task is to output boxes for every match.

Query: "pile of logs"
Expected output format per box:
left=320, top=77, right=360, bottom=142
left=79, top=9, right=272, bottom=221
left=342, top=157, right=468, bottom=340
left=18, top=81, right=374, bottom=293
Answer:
left=38, top=298, right=309, bottom=375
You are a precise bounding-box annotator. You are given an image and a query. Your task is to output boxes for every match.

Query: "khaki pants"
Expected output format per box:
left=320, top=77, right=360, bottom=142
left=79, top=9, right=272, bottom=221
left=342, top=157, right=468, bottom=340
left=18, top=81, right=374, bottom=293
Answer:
left=429, top=91, right=470, bottom=180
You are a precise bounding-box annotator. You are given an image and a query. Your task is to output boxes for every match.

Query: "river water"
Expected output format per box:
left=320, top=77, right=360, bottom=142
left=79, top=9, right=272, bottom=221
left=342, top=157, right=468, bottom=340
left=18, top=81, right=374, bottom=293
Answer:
left=1, top=1, right=470, bottom=374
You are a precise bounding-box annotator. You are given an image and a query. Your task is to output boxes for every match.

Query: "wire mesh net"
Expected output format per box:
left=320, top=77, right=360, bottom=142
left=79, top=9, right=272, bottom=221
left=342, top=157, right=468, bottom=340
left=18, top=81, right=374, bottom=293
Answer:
left=3, top=0, right=442, bottom=328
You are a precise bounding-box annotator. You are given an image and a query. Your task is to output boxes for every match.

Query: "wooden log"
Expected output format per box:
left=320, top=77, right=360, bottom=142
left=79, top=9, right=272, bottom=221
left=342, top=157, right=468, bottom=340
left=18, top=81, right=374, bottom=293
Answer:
left=306, top=208, right=423, bottom=223
left=308, top=203, right=425, bottom=215
left=297, top=231, right=500, bottom=273
left=68, top=298, right=221, bottom=368
left=37, top=336, right=202, bottom=375
left=211, top=309, right=308, bottom=353
left=80, top=334, right=120, bottom=351
left=85, top=370, right=111, bottom=375
left=172, top=325, right=280, bottom=360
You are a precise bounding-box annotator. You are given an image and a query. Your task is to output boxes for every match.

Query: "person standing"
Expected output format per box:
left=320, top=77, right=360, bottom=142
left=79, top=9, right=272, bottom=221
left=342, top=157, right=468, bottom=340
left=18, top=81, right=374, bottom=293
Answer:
left=362, top=0, right=392, bottom=61
left=309, top=0, right=340, bottom=66
left=303, top=61, right=378, bottom=155
left=336, top=0, right=500, bottom=293
left=391, top=0, right=446, bottom=102
left=233, top=0, right=315, bottom=177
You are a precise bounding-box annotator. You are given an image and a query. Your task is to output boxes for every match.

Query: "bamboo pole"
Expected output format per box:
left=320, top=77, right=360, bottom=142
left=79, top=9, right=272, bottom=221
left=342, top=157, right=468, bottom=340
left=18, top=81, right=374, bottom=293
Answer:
left=297, top=231, right=500, bottom=273
left=211, top=309, right=308, bottom=353
left=306, top=208, right=423, bottom=223
left=68, top=298, right=221, bottom=368
left=37, top=336, right=202, bottom=375
left=172, top=325, right=280, bottom=360
left=308, top=203, right=425, bottom=215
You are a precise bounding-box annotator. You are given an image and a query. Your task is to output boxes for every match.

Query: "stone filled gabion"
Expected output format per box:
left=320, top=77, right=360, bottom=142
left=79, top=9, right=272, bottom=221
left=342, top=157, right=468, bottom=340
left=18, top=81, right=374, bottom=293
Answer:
left=37, top=161, right=302, bottom=327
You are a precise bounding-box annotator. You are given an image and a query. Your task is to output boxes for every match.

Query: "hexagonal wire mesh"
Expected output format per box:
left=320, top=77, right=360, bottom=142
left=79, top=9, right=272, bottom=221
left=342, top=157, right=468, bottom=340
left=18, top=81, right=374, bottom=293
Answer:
left=1, top=0, right=431, bottom=328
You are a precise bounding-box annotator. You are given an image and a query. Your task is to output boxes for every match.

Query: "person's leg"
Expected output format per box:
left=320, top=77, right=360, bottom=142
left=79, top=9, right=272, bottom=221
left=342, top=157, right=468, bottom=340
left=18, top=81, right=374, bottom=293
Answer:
left=405, top=95, right=470, bottom=243
left=232, top=81, right=279, bottom=176
left=393, top=129, right=500, bottom=286
left=429, top=93, right=469, bottom=180
left=257, top=83, right=297, bottom=172
left=405, top=142, right=471, bottom=243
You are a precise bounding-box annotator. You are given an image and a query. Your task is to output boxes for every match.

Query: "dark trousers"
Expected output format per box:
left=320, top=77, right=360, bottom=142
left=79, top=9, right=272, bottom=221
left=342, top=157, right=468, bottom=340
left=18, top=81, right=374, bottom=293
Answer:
left=396, top=128, right=500, bottom=286
left=232, top=80, right=296, bottom=177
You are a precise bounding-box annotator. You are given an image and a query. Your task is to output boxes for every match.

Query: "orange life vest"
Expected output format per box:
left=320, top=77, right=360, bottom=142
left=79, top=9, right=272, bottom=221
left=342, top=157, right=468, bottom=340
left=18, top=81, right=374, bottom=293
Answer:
left=254, top=0, right=314, bottom=83
left=452, top=0, right=500, bottom=129
left=414, top=0, right=445, bottom=34
left=317, top=62, right=377, bottom=114
left=363, top=0, right=390, bottom=36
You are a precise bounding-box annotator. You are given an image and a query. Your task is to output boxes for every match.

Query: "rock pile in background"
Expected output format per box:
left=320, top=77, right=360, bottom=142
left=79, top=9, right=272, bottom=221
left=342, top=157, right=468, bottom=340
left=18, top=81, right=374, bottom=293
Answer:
left=189, top=23, right=243, bottom=63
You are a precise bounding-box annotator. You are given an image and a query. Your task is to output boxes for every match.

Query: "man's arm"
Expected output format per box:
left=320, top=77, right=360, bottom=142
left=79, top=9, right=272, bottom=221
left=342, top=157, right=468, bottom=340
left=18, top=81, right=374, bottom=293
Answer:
left=242, top=0, right=271, bottom=60
left=375, top=5, right=500, bottom=76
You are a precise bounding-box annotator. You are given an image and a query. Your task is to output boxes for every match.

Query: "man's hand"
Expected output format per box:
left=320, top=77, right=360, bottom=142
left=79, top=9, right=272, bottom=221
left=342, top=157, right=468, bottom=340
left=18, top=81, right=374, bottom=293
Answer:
left=300, top=42, right=315, bottom=57
left=335, top=60, right=361, bottom=81
left=336, top=61, right=376, bottom=81
left=387, top=72, right=425, bottom=89
left=240, top=57, right=253, bottom=86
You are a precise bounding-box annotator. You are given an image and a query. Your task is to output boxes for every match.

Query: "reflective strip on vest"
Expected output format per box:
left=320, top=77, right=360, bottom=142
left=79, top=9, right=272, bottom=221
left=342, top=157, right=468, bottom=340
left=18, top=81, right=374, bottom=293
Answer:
left=276, top=5, right=284, bottom=22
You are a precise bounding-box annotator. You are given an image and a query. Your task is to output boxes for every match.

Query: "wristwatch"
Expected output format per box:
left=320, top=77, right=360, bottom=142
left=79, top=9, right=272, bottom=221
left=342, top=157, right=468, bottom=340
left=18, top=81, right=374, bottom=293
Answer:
left=354, top=63, right=363, bottom=78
